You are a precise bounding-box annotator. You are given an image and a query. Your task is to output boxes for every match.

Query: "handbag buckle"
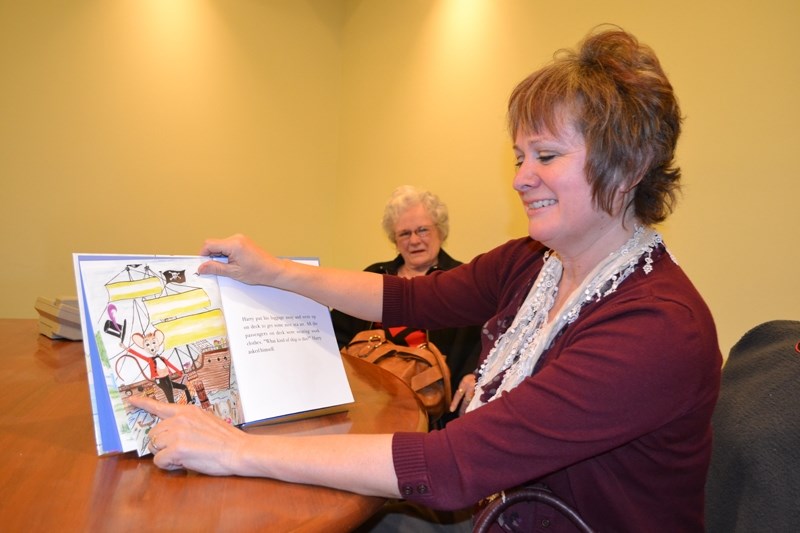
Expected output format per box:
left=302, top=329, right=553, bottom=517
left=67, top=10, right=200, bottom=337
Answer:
left=355, top=334, right=386, bottom=358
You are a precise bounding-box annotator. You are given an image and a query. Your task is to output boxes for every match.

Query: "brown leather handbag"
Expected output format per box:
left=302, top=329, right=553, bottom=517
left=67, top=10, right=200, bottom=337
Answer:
left=341, top=329, right=452, bottom=421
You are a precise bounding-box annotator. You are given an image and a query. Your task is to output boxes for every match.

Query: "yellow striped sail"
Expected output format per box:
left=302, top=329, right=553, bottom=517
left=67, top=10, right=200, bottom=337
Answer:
left=106, top=277, right=162, bottom=301
left=144, top=288, right=211, bottom=323
left=157, top=309, right=226, bottom=350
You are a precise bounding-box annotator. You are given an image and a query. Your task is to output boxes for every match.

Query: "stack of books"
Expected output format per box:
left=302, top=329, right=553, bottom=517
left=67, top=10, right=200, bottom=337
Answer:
left=35, top=296, right=82, bottom=340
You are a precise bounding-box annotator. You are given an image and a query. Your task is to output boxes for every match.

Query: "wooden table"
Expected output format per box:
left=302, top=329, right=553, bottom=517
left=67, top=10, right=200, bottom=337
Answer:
left=0, top=319, right=427, bottom=532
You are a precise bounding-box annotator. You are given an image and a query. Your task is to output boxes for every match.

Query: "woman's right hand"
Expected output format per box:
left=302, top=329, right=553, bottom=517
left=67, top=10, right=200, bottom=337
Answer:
left=198, top=234, right=283, bottom=287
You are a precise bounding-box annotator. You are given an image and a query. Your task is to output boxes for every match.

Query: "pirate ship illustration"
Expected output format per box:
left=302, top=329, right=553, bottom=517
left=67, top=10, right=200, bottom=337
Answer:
left=92, top=261, right=243, bottom=430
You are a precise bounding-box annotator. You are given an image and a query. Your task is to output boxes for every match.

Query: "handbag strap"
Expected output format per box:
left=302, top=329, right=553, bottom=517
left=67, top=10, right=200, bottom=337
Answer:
left=419, top=340, right=452, bottom=406
left=473, top=487, right=594, bottom=533
left=358, top=343, right=438, bottom=368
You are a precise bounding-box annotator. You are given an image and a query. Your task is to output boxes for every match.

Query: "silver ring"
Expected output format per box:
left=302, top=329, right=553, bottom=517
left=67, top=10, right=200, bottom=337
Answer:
left=151, top=435, right=161, bottom=452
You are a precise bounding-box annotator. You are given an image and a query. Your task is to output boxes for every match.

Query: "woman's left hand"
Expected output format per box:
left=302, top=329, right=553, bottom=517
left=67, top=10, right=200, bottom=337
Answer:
left=449, top=374, right=476, bottom=416
left=128, top=395, right=251, bottom=476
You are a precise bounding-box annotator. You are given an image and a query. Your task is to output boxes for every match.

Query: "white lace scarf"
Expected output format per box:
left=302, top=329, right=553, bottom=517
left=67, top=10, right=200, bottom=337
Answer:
left=467, top=225, right=666, bottom=412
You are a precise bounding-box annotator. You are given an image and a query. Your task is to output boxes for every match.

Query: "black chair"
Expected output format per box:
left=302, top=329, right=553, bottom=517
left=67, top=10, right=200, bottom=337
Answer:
left=473, top=486, right=594, bottom=533
left=705, top=320, right=800, bottom=532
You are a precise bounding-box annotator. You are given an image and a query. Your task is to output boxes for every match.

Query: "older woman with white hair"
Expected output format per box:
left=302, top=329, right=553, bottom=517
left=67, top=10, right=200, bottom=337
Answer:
left=331, top=185, right=481, bottom=424
left=381, top=185, right=451, bottom=278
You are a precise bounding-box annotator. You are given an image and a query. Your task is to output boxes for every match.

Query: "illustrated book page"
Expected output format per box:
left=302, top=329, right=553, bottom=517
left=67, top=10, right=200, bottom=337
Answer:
left=73, top=254, right=353, bottom=456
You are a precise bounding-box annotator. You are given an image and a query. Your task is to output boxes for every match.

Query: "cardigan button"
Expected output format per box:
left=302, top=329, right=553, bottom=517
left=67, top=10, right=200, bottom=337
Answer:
left=416, top=484, right=429, bottom=494
left=401, top=484, right=414, bottom=496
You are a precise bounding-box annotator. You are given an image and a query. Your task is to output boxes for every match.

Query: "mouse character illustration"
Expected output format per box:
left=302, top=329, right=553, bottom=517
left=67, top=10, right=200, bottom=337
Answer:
left=129, top=329, right=193, bottom=404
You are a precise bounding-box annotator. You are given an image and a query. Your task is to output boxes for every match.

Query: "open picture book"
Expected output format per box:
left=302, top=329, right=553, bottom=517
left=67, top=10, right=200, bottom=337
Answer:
left=73, top=254, right=354, bottom=456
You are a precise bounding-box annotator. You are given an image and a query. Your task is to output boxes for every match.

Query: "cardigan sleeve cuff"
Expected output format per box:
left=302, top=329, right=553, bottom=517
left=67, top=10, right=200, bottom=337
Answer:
left=392, top=432, right=435, bottom=502
left=382, top=274, right=405, bottom=326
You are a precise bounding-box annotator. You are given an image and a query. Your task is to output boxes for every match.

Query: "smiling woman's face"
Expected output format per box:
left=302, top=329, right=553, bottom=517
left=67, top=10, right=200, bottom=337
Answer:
left=512, top=120, right=630, bottom=258
left=393, top=203, right=442, bottom=274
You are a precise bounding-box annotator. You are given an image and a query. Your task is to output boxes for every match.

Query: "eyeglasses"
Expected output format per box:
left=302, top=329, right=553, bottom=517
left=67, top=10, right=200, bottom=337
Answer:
left=395, top=226, right=433, bottom=242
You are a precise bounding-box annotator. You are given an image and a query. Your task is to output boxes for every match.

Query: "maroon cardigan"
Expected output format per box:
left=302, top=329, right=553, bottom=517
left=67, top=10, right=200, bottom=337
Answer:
left=383, top=237, right=721, bottom=532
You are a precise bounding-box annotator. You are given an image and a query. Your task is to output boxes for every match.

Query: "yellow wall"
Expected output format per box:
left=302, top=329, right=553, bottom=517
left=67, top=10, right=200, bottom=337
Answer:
left=2, top=0, right=799, bottom=357
left=1, top=0, right=345, bottom=311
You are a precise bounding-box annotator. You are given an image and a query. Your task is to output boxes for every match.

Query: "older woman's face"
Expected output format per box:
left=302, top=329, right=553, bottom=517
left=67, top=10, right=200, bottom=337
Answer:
left=393, top=203, right=442, bottom=272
